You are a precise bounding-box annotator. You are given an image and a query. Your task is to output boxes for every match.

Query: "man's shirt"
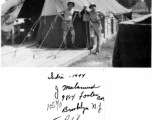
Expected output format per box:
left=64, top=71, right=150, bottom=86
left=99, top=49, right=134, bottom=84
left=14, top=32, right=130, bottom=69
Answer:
left=89, top=11, right=104, bottom=23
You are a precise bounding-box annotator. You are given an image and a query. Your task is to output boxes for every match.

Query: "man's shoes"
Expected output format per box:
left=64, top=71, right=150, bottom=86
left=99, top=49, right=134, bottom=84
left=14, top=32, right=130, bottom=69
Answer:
left=64, top=46, right=67, bottom=50
left=71, top=44, right=77, bottom=49
left=1, top=42, right=4, bottom=47
left=91, top=49, right=99, bottom=55
left=91, top=49, right=96, bottom=54
left=95, top=52, right=99, bottom=55
left=64, top=44, right=67, bottom=50
left=36, top=45, right=40, bottom=48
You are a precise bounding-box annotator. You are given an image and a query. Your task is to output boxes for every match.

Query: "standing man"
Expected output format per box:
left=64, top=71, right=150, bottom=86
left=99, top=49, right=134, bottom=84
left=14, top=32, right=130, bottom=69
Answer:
left=58, top=1, right=81, bottom=50
left=89, top=3, right=104, bottom=54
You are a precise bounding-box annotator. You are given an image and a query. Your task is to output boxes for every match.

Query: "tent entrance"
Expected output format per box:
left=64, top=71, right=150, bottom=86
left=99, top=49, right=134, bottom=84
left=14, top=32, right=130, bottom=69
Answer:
left=36, top=15, right=87, bottom=48
left=8, top=0, right=46, bottom=45
left=16, top=0, right=87, bottom=48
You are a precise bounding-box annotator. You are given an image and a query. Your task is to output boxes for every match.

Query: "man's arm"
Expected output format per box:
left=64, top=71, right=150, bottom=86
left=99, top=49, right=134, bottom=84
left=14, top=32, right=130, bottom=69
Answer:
left=73, top=9, right=82, bottom=18
left=58, top=9, right=66, bottom=20
left=78, top=11, right=82, bottom=18
left=98, top=11, right=105, bottom=19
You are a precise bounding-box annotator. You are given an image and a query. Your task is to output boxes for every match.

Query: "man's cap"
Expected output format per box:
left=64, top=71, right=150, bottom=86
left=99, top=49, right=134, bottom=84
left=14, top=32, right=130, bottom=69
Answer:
left=84, top=4, right=87, bottom=7
left=67, top=1, right=75, bottom=7
left=89, top=3, right=96, bottom=9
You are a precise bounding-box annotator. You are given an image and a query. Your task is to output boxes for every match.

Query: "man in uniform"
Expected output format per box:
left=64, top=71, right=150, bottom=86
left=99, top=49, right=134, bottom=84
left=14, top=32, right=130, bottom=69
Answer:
left=58, top=1, right=81, bottom=50
left=89, top=3, right=104, bottom=54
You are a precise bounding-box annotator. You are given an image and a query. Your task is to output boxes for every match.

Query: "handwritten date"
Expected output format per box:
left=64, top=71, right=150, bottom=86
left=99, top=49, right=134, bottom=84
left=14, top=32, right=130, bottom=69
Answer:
left=48, top=72, right=86, bottom=80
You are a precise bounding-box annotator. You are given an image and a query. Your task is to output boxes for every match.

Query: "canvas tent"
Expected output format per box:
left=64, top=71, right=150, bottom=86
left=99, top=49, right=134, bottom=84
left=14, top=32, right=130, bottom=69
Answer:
left=1, top=0, right=24, bottom=32
left=1, top=0, right=131, bottom=47
left=112, top=14, right=151, bottom=67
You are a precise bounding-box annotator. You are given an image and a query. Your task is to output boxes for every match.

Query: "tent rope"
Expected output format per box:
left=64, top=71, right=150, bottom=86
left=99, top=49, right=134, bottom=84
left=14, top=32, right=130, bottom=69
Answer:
left=33, top=15, right=59, bottom=58
left=13, top=15, right=42, bottom=57
left=53, top=13, right=78, bottom=59
left=32, top=16, right=42, bottom=32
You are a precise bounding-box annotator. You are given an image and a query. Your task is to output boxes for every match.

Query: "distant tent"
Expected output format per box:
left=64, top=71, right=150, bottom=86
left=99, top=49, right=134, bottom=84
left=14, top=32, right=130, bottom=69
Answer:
left=132, top=0, right=148, bottom=12
left=1, top=0, right=131, bottom=48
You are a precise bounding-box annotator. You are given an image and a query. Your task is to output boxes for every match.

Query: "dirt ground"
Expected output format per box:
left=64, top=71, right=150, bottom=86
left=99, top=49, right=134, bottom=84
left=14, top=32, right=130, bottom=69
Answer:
left=69, top=39, right=115, bottom=67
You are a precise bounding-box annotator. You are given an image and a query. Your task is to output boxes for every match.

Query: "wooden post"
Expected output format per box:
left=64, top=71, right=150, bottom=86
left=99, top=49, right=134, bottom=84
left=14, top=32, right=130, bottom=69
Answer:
left=83, top=13, right=90, bottom=49
left=113, top=18, right=116, bottom=34
left=122, top=14, right=124, bottom=21
left=107, top=17, right=111, bottom=38
left=104, top=17, right=108, bottom=39
left=111, top=18, right=113, bottom=35
left=103, top=17, right=106, bottom=39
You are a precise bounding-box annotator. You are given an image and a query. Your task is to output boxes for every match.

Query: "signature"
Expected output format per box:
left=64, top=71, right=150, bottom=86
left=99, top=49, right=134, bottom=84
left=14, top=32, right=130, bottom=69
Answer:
left=53, top=115, right=81, bottom=120
left=48, top=81, right=104, bottom=120
left=62, top=82, right=100, bottom=91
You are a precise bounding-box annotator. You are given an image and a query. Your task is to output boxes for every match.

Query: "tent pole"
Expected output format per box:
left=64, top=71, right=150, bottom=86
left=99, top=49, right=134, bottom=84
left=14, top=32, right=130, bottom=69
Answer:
left=43, top=3, right=46, bottom=42
left=84, top=9, right=89, bottom=50
left=85, top=21, right=90, bottom=51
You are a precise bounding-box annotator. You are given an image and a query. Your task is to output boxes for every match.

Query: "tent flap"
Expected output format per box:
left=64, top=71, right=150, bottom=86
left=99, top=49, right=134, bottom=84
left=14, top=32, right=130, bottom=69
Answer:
left=1, top=0, right=25, bottom=16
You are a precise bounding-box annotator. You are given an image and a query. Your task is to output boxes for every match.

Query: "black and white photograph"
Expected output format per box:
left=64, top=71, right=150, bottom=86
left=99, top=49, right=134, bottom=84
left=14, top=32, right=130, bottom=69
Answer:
left=1, top=0, right=151, bottom=67
left=0, top=1, right=152, bottom=120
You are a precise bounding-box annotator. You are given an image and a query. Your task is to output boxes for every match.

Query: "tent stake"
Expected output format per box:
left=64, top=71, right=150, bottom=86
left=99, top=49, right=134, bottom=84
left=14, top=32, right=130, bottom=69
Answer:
left=14, top=49, right=17, bottom=58
left=33, top=51, right=35, bottom=58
